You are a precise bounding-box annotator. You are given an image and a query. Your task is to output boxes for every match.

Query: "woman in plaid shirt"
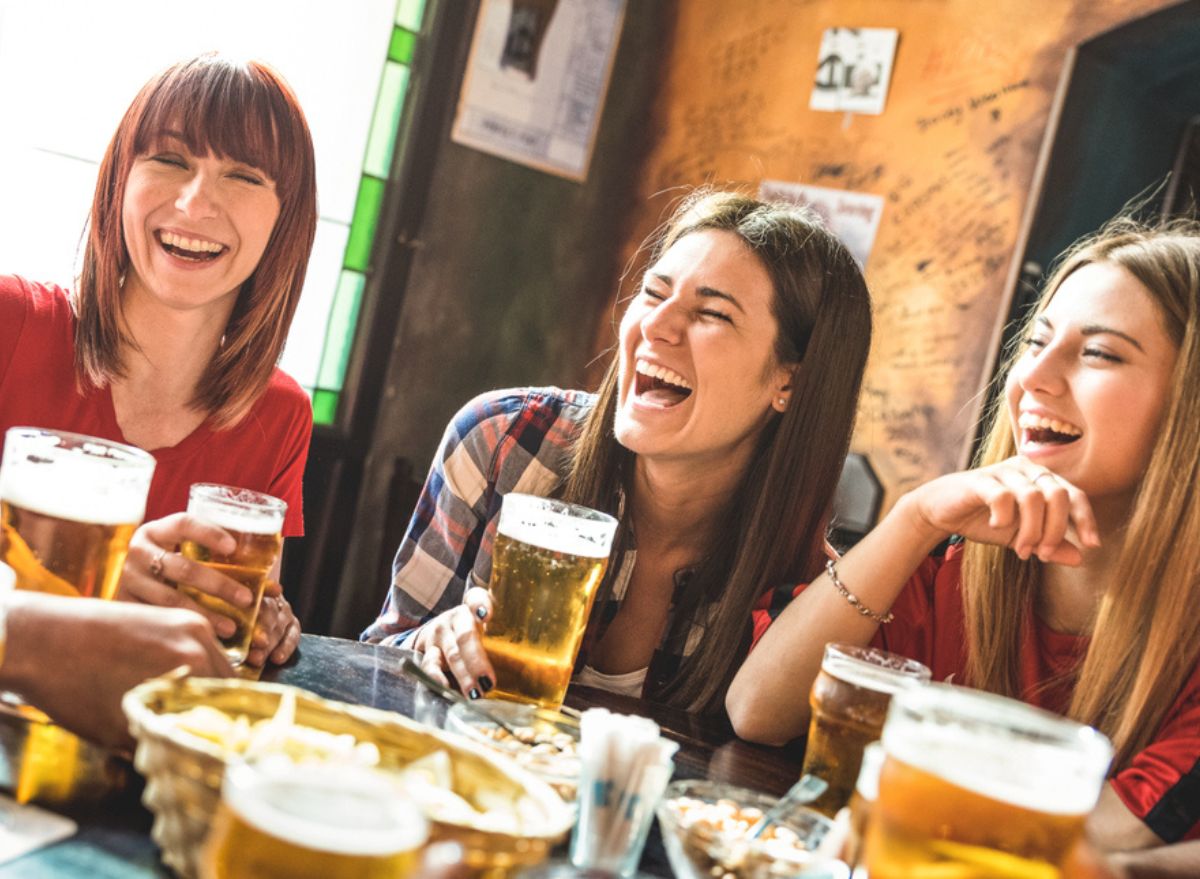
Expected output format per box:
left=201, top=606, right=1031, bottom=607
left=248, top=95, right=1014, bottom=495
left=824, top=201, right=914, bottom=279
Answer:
left=364, top=190, right=873, bottom=715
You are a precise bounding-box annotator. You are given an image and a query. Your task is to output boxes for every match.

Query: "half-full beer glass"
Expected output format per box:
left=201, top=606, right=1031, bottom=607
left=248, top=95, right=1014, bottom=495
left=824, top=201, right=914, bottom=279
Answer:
left=482, top=493, right=618, bottom=708
left=201, top=758, right=428, bottom=879
left=179, top=484, right=285, bottom=666
left=864, top=683, right=1113, bottom=879
left=0, top=427, right=155, bottom=599
left=801, top=643, right=930, bottom=816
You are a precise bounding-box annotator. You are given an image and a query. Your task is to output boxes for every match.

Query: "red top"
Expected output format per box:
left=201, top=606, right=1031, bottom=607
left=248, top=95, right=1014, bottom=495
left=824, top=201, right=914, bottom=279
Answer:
left=752, top=541, right=1200, bottom=842
left=0, top=275, right=310, bottom=537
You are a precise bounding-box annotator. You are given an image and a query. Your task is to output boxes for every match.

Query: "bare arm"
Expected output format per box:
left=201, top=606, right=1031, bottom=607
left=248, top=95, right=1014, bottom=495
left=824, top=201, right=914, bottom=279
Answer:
left=726, top=457, right=1100, bottom=745
left=1089, top=786, right=1167, bottom=852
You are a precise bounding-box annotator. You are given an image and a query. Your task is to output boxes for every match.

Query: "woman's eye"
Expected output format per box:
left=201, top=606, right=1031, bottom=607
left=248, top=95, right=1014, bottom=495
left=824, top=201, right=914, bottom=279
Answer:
left=150, top=154, right=186, bottom=168
left=231, top=171, right=265, bottom=185
left=1022, top=335, right=1048, bottom=351
left=641, top=287, right=666, bottom=301
left=1083, top=347, right=1122, bottom=363
left=700, top=309, right=733, bottom=324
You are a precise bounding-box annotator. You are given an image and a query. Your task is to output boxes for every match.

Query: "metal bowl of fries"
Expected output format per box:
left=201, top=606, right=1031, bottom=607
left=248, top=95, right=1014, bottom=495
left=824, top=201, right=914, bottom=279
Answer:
left=122, top=672, right=574, bottom=879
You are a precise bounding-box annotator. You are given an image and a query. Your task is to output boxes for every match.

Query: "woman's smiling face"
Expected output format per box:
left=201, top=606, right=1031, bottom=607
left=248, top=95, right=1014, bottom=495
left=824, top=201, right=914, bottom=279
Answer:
left=1007, top=260, right=1179, bottom=505
left=614, top=229, right=793, bottom=465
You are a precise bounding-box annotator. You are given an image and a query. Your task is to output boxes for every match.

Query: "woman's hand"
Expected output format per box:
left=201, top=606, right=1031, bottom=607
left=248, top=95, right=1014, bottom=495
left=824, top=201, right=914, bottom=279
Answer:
left=245, top=580, right=301, bottom=667
left=412, top=587, right=495, bottom=699
left=118, top=513, right=253, bottom=639
left=904, top=456, right=1101, bottom=565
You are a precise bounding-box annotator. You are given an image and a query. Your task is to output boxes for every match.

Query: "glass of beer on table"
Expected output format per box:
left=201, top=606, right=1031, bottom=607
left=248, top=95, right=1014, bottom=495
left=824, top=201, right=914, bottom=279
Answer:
left=0, top=427, right=155, bottom=599
left=864, top=683, right=1113, bottom=879
left=801, top=642, right=931, bottom=816
left=482, top=493, right=618, bottom=708
left=201, top=757, right=428, bottom=879
left=179, top=484, right=285, bottom=666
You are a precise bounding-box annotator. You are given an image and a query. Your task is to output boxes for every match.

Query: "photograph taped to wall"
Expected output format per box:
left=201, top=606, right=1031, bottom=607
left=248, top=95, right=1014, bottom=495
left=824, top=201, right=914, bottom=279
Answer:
left=810, top=27, right=899, bottom=115
left=452, top=0, right=626, bottom=181
left=760, top=179, right=884, bottom=268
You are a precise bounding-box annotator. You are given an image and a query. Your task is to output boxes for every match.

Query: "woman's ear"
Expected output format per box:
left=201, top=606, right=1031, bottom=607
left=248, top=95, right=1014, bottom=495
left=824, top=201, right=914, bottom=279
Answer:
left=771, top=372, right=793, bottom=413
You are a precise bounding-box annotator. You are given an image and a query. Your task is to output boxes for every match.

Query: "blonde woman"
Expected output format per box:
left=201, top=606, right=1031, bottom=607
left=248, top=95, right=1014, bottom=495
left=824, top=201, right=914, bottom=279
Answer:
left=729, top=219, right=1200, bottom=847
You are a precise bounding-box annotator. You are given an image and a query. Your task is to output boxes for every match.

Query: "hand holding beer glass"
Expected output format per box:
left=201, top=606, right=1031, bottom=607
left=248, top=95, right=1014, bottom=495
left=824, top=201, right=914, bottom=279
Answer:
left=0, top=427, right=155, bottom=599
left=800, top=643, right=931, bottom=816
left=177, top=484, right=286, bottom=667
left=201, top=757, right=428, bottom=879
left=482, top=494, right=618, bottom=708
left=864, top=683, right=1113, bottom=879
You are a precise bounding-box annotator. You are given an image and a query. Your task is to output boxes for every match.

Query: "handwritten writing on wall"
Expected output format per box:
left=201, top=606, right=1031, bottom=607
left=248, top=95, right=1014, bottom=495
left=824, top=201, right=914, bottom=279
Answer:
left=603, top=0, right=1174, bottom=509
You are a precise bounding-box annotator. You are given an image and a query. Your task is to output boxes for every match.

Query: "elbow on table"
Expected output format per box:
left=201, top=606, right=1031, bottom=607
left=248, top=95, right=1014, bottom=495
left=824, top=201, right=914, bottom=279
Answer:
left=725, top=683, right=802, bottom=746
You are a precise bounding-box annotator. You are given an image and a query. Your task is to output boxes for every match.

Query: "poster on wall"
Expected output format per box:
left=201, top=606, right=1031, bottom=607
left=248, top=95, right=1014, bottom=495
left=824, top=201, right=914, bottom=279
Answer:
left=809, top=27, right=899, bottom=115
left=451, top=0, right=626, bottom=182
left=760, top=179, right=884, bottom=268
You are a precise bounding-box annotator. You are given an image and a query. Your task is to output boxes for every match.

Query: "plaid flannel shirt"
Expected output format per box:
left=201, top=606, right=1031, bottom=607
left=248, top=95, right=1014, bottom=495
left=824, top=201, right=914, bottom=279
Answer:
left=361, top=387, right=713, bottom=695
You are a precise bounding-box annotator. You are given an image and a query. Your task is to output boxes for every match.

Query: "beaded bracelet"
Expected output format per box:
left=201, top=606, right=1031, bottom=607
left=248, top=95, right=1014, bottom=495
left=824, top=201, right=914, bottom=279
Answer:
left=826, top=558, right=894, bottom=624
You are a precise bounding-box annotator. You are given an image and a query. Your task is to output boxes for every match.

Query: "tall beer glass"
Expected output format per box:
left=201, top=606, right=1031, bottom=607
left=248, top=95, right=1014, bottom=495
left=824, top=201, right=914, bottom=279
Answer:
left=0, top=427, right=154, bottom=599
left=178, top=484, right=285, bottom=666
left=864, top=683, right=1113, bottom=879
left=201, top=758, right=428, bottom=879
left=482, top=493, right=618, bottom=708
left=801, top=643, right=930, bottom=816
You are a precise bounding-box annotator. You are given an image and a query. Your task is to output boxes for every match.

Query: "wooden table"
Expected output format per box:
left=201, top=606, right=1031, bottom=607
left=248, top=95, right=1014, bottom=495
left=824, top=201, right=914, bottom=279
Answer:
left=0, top=634, right=804, bottom=877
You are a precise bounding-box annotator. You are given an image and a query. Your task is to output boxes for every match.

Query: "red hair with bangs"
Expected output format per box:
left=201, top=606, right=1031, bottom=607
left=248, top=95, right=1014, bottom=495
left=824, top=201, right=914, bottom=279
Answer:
left=75, top=53, right=317, bottom=428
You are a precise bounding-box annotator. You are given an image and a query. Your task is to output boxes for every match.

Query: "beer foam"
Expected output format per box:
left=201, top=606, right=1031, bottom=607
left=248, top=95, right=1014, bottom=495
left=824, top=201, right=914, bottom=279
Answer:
left=0, top=464, right=147, bottom=524
left=496, top=498, right=616, bottom=558
left=882, top=687, right=1111, bottom=815
left=189, top=498, right=284, bottom=534
left=823, top=652, right=928, bottom=695
left=225, top=764, right=426, bottom=856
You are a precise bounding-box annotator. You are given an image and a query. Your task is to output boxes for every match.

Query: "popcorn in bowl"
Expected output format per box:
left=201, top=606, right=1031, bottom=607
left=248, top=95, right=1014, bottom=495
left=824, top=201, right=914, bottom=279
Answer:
left=656, top=779, right=849, bottom=879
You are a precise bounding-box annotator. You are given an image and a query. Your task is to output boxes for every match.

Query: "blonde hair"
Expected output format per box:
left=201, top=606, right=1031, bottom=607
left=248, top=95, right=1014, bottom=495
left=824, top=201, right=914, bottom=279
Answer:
left=963, top=217, right=1200, bottom=770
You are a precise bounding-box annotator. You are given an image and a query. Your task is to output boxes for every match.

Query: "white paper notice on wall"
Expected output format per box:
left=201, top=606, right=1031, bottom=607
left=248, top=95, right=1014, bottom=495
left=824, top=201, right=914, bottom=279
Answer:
left=809, top=27, right=899, bottom=116
left=760, top=180, right=885, bottom=269
left=452, top=0, right=626, bottom=182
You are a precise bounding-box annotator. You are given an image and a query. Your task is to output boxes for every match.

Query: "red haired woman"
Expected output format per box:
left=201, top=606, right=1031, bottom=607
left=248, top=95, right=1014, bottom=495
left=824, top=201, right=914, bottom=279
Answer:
left=0, top=54, right=318, bottom=666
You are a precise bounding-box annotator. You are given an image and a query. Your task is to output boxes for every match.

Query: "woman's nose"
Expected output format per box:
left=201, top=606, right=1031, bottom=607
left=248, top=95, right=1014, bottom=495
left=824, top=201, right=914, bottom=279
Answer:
left=1014, top=342, right=1067, bottom=396
left=640, top=295, right=686, bottom=344
left=175, top=172, right=218, bottom=218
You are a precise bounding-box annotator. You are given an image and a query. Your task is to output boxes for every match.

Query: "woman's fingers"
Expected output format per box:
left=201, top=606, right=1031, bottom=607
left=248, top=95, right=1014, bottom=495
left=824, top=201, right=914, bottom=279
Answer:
left=994, top=467, right=1047, bottom=559
left=418, top=644, right=452, bottom=688
left=463, top=586, right=493, bottom=623
left=434, top=607, right=492, bottom=699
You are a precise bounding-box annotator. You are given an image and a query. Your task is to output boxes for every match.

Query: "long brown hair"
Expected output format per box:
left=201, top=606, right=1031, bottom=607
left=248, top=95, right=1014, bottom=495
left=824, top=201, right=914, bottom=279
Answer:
left=76, top=53, right=317, bottom=428
left=564, top=190, right=873, bottom=713
left=963, top=217, right=1200, bottom=770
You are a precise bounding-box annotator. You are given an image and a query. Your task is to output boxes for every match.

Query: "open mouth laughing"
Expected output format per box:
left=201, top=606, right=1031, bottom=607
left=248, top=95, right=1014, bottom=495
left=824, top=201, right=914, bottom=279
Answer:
left=156, top=230, right=227, bottom=263
left=1018, top=412, right=1082, bottom=447
left=634, top=359, right=693, bottom=407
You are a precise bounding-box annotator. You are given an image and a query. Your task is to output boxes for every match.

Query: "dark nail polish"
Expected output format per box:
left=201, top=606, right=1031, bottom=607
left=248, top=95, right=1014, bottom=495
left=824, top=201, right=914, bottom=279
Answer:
left=468, top=688, right=481, bottom=700
left=475, top=606, right=487, bottom=620
left=479, top=676, right=493, bottom=693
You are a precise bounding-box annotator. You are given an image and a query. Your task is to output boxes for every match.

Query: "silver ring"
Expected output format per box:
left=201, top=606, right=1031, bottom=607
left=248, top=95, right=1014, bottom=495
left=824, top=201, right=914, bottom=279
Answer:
left=1032, top=470, right=1057, bottom=486
left=149, top=549, right=168, bottom=582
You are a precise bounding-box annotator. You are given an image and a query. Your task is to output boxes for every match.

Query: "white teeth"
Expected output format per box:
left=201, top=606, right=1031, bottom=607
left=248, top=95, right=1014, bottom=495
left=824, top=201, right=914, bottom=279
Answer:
left=159, top=231, right=224, bottom=254
left=635, top=359, right=692, bottom=391
left=1018, top=412, right=1082, bottom=437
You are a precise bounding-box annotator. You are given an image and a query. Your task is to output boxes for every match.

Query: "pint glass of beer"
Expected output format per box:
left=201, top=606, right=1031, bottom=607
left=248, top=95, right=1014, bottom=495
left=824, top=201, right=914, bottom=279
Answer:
left=201, top=758, right=428, bottom=879
left=864, top=683, right=1113, bottom=879
left=482, top=493, right=618, bottom=708
left=178, top=484, right=286, bottom=666
left=0, top=427, right=155, bottom=599
left=801, top=643, right=931, bottom=816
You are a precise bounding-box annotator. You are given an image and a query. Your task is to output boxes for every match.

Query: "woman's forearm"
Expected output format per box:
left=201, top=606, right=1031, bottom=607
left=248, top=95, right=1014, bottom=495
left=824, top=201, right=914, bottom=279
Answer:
left=726, top=492, right=946, bottom=744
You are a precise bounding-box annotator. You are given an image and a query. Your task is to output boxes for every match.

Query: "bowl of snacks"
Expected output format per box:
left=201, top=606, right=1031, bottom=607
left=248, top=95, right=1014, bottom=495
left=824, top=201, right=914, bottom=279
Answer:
left=444, top=699, right=581, bottom=801
left=122, top=672, right=574, bottom=879
left=656, top=779, right=848, bottom=879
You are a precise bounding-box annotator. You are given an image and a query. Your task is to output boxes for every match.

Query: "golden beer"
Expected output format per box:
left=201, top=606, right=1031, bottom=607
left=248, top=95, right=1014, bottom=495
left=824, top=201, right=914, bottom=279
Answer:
left=202, top=759, right=427, bottom=879
left=0, top=428, right=154, bottom=599
left=864, top=683, right=1113, bottom=879
left=178, top=484, right=285, bottom=666
left=800, top=643, right=930, bottom=816
left=482, top=494, right=617, bottom=708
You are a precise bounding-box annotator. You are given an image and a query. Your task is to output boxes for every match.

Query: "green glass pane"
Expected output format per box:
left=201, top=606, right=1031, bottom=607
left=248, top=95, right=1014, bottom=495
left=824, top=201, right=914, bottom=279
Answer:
left=344, top=176, right=386, bottom=272
left=389, top=27, right=417, bottom=64
left=364, top=62, right=410, bottom=178
left=318, top=270, right=367, bottom=389
left=395, top=0, right=425, bottom=31
left=312, top=389, right=340, bottom=426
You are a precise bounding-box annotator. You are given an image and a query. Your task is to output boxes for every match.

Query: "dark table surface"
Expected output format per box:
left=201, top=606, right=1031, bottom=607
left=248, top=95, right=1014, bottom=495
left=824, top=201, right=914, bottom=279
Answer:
left=0, top=634, right=804, bottom=876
